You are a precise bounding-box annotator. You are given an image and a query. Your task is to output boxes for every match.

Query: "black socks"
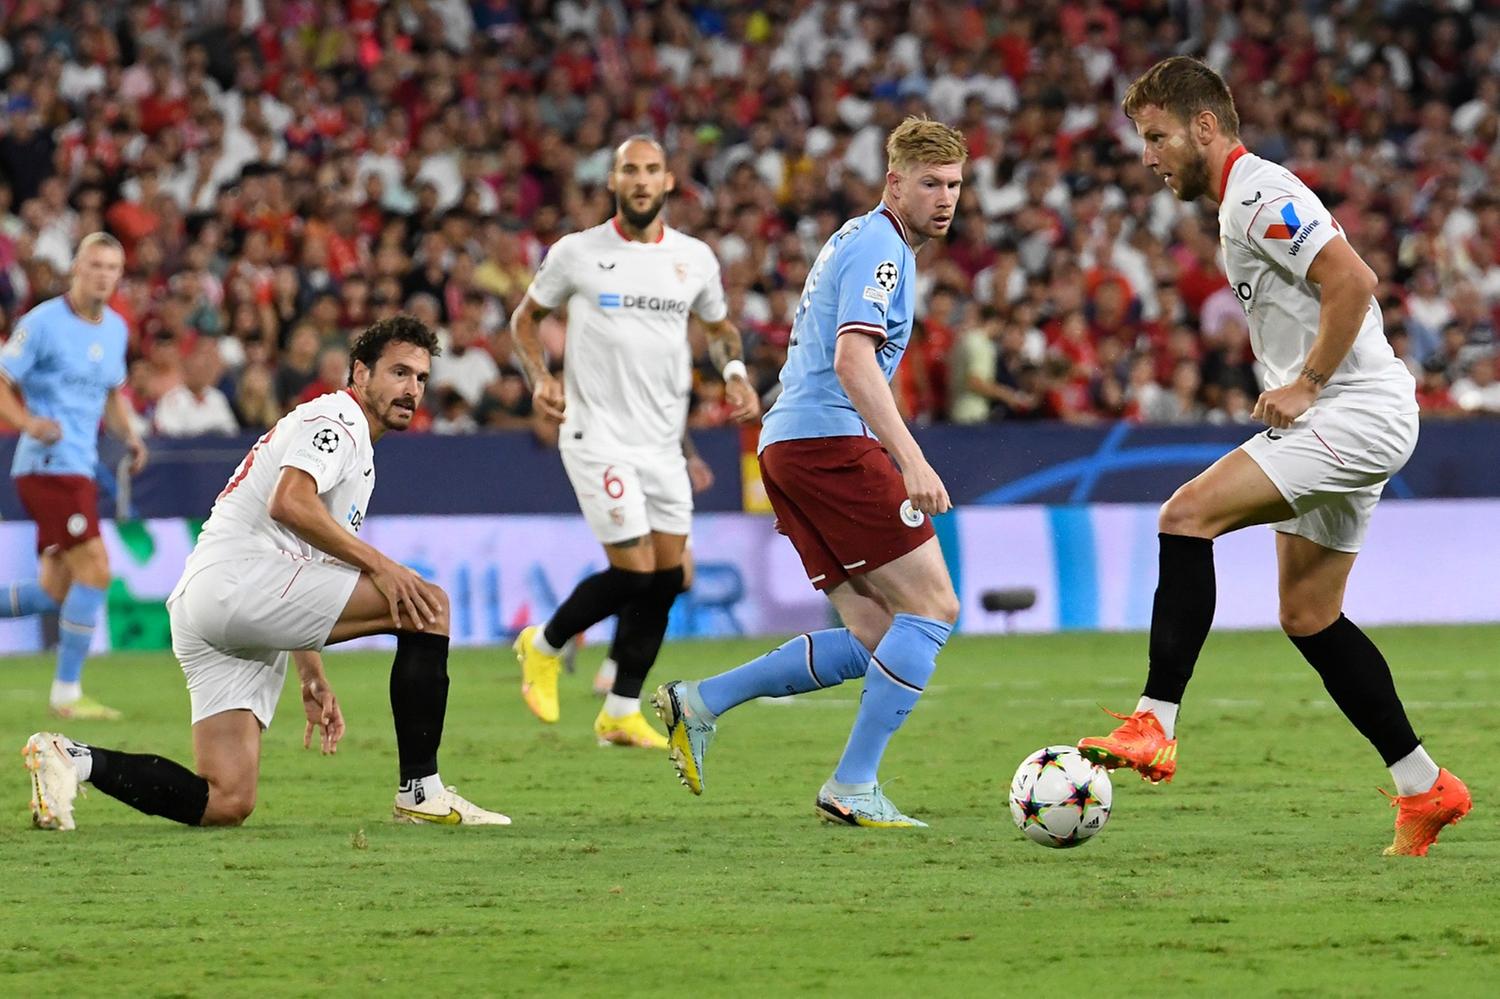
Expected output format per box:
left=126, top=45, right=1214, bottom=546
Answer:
left=1142, top=533, right=1217, bottom=704
left=390, top=630, right=450, bottom=782
left=542, top=567, right=654, bottom=650
left=1288, top=615, right=1420, bottom=766
left=610, top=566, right=686, bottom=699
left=88, top=747, right=210, bottom=826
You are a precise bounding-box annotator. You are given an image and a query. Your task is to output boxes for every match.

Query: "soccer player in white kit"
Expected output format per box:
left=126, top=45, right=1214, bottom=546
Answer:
left=510, top=136, right=759, bottom=747
left=24, top=317, right=509, bottom=830
left=1077, top=57, right=1470, bottom=856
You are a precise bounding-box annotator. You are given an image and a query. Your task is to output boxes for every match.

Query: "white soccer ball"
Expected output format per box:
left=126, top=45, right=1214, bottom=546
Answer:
left=1009, top=745, right=1113, bottom=848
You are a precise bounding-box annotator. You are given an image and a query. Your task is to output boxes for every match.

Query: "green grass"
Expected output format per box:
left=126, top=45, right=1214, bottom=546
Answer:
left=2, top=626, right=1496, bottom=997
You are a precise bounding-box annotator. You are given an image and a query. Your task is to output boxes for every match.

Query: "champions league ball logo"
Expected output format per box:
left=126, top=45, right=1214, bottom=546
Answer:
left=312, top=428, right=341, bottom=454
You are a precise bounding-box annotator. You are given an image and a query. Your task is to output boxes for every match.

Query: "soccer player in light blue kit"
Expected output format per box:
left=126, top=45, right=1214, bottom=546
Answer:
left=654, top=118, right=967, bottom=827
left=0, top=233, right=148, bottom=719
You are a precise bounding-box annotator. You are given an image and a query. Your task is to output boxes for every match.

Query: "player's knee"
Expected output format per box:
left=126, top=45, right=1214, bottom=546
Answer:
left=1279, top=600, right=1338, bottom=638
left=428, top=585, right=452, bottom=636
left=202, top=784, right=257, bottom=826
left=1158, top=488, right=1209, bottom=538
left=72, top=548, right=111, bottom=589
left=920, top=589, right=960, bottom=626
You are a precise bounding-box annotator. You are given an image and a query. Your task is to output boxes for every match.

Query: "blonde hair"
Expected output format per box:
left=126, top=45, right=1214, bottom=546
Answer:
left=75, top=231, right=124, bottom=256
left=885, top=116, right=968, bottom=174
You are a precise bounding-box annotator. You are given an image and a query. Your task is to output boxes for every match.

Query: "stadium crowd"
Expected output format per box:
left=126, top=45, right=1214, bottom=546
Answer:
left=0, top=0, right=1497, bottom=436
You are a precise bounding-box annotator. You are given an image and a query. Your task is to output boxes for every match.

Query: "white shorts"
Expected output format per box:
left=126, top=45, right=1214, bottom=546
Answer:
left=168, top=552, right=361, bottom=728
left=1240, top=406, right=1419, bottom=553
left=560, top=443, right=693, bottom=544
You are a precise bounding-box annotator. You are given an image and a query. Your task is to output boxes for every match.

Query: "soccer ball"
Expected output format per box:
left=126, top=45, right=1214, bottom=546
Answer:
left=1009, top=745, right=1113, bottom=848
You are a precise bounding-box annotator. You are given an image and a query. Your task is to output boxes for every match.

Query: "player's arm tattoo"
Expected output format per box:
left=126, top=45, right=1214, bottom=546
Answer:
left=509, top=293, right=554, bottom=388
left=702, top=317, right=745, bottom=374
left=1299, top=365, right=1329, bottom=387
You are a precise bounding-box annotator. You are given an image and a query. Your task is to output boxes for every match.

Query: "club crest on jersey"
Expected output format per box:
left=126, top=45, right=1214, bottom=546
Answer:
left=874, top=260, right=899, bottom=292
left=312, top=428, right=341, bottom=453
left=1, top=327, right=25, bottom=357
left=88, top=343, right=103, bottom=362
left=674, top=261, right=688, bottom=282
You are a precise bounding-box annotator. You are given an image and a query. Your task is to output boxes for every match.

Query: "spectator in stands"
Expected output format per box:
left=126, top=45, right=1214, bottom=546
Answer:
left=155, top=337, right=239, bottom=437
left=1450, top=354, right=1500, bottom=415
left=274, top=322, right=320, bottom=408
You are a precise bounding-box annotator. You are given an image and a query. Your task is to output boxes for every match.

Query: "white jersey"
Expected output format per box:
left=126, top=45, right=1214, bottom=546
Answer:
left=1218, top=149, right=1416, bottom=413
left=526, top=218, right=728, bottom=453
left=180, top=390, right=376, bottom=574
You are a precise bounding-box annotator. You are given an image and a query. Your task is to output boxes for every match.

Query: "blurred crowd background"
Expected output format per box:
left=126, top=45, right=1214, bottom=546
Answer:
left=0, top=0, right=1497, bottom=439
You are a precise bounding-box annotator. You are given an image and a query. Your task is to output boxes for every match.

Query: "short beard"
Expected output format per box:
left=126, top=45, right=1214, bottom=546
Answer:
left=618, top=191, right=666, bottom=230
left=1175, top=149, right=1213, bottom=202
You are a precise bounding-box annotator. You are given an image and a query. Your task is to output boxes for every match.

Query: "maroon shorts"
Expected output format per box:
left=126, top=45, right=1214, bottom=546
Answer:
left=14, top=474, right=101, bottom=554
left=759, top=436, right=936, bottom=591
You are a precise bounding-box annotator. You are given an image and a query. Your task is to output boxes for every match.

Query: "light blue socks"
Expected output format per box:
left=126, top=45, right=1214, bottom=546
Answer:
left=834, top=613, right=951, bottom=785
left=55, top=583, right=106, bottom=685
left=698, top=629, right=872, bottom=717
left=1, top=580, right=59, bottom=618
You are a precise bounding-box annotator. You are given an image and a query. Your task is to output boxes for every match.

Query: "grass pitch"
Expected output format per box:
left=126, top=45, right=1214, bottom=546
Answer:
left=2, top=626, right=1495, bottom=996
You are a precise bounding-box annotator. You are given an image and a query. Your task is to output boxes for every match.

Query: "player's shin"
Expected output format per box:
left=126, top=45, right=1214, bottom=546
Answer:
left=53, top=583, right=106, bottom=702
left=1, top=580, right=59, bottom=618
left=390, top=631, right=450, bottom=801
left=85, top=746, right=211, bottom=826
left=698, top=628, right=872, bottom=717
left=1141, top=534, right=1216, bottom=711
left=607, top=566, right=684, bottom=711
left=1288, top=614, right=1436, bottom=794
left=832, top=613, right=951, bottom=785
left=539, top=567, right=654, bottom=652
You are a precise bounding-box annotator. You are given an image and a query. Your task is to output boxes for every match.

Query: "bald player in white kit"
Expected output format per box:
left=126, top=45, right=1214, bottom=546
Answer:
left=510, top=135, right=759, bottom=747
left=1076, top=57, right=1470, bottom=857
left=25, top=316, right=510, bottom=830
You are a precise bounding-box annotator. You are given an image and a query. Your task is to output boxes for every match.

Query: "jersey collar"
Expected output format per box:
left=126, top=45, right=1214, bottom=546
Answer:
left=1218, top=144, right=1248, bottom=204
left=611, top=215, right=665, bottom=244
left=877, top=202, right=909, bottom=247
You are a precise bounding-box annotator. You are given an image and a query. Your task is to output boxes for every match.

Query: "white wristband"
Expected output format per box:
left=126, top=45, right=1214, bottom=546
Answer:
left=722, top=359, right=748, bottom=382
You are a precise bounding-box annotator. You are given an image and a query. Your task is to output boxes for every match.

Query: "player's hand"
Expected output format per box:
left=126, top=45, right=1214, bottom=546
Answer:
left=24, top=415, right=62, bottom=444
left=725, top=376, right=761, bottom=423
left=301, top=676, right=345, bottom=755
left=372, top=558, right=443, bottom=630
left=903, top=458, right=951, bottom=517
left=1253, top=381, right=1317, bottom=429
left=687, top=454, right=715, bottom=493
left=533, top=374, right=566, bottom=423
left=126, top=437, right=149, bottom=475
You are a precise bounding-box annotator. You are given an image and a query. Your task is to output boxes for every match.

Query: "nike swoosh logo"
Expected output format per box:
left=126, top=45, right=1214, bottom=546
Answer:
left=340, top=414, right=355, bottom=425
left=394, top=805, right=462, bottom=825
left=598, top=261, right=615, bottom=269
left=363, top=468, right=372, bottom=477
left=1241, top=191, right=1262, bottom=206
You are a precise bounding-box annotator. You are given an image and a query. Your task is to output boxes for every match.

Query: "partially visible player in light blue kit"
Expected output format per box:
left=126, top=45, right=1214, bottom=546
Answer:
left=655, top=117, right=968, bottom=828
left=0, top=233, right=148, bottom=720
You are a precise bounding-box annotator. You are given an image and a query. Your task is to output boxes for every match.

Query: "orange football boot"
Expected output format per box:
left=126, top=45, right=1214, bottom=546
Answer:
left=1382, top=768, right=1472, bottom=857
left=1078, top=708, right=1178, bottom=784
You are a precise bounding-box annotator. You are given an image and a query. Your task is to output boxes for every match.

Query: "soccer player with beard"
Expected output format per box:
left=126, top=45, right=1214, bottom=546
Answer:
left=25, top=317, right=510, bottom=830
left=510, top=136, right=759, bottom=748
left=654, top=117, right=966, bottom=828
left=1075, top=57, right=1469, bottom=856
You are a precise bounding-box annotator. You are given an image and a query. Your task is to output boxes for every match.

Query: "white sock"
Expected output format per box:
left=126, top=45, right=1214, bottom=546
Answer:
left=396, top=773, right=444, bottom=808
left=65, top=740, right=92, bottom=782
left=1389, top=745, right=1440, bottom=797
left=531, top=628, right=561, bottom=655
left=603, top=693, right=639, bottom=717
left=1136, top=696, right=1179, bottom=739
left=50, top=680, right=82, bottom=706
left=596, top=658, right=618, bottom=684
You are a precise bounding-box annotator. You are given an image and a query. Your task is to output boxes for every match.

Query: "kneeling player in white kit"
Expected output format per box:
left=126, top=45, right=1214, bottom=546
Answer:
left=509, top=135, right=758, bottom=746
left=24, top=316, right=509, bottom=829
left=1077, top=57, right=1470, bottom=856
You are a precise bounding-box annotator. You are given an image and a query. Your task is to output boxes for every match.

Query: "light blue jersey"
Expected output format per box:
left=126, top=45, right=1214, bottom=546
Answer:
left=0, top=296, right=128, bottom=478
left=758, top=203, right=915, bottom=450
